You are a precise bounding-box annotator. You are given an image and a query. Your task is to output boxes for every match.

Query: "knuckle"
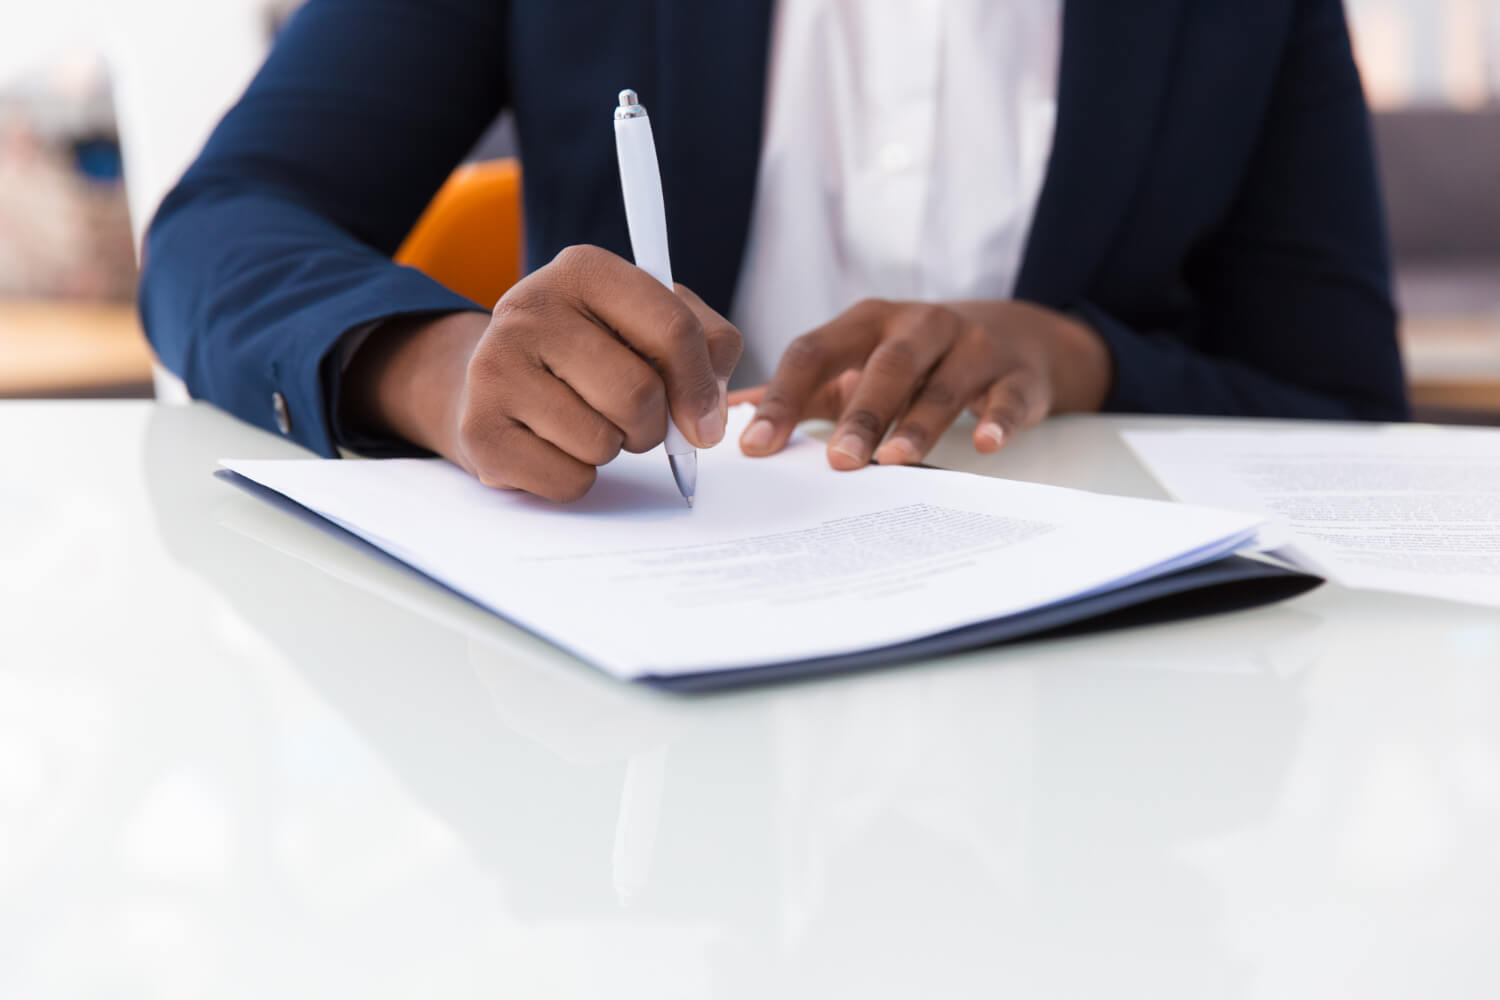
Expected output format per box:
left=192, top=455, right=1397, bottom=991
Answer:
left=842, top=408, right=884, bottom=437
left=962, top=321, right=992, bottom=348
left=465, top=339, right=510, bottom=382
left=619, top=369, right=667, bottom=426
left=662, top=306, right=705, bottom=353
left=551, top=244, right=609, bottom=298
left=535, top=396, right=623, bottom=467
left=464, top=346, right=532, bottom=411
left=494, top=278, right=548, bottom=321
left=548, top=466, right=597, bottom=504
left=553, top=243, right=602, bottom=271
left=868, top=339, right=920, bottom=381
left=463, top=348, right=499, bottom=388
left=620, top=436, right=658, bottom=455
left=990, top=384, right=1030, bottom=423
left=826, top=368, right=863, bottom=412
left=686, top=368, right=722, bottom=409
left=1003, top=379, right=1033, bottom=410
left=908, top=303, right=949, bottom=330
left=458, top=409, right=516, bottom=459
left=485, top=320, right=550, bottom=374
left=918, top=378, right=958, bottom=409
left=758, top=381, right=804, bottom=420
left=834, top=367, right=862, bottom=392
left=780, top=334, right=825, bottom=372
left=455, top=407, right=488, bottom=453
left=710, top=319, right=744, bottom=362
left=584, top=421, right=625, bottom=466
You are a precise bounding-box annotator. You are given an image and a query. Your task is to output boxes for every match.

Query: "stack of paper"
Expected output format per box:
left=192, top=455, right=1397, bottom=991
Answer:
left=1125, top=426, right=1500, bottom=608
left=222, top=408, right=1278, bottom=685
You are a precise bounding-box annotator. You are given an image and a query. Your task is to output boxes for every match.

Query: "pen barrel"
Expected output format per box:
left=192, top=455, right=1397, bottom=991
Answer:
left=615, top=113, right=691, bottom=457
left=614, top=115, right=674, bottom=289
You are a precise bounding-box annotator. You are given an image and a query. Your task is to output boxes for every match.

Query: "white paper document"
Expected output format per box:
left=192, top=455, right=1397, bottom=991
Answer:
left=1125, top=426, right=1500, bottom=608
left=223, top=409, right=1263, bottom=680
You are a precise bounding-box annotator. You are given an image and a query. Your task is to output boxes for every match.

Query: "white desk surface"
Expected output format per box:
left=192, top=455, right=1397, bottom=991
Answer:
left=3, top=401, right=1498, bottom=998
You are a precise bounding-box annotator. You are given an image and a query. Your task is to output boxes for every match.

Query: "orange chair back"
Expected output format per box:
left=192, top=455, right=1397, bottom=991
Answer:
left=395, top=158, right=523, bottom=310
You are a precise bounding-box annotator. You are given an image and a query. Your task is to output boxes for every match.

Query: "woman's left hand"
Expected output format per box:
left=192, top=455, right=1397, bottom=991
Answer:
left=734, top=299, right=1113, bottom=469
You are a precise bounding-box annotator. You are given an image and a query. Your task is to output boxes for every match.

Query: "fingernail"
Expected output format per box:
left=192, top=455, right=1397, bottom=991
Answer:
left=831, top=433, right=869, bottom=464
left=877, top=437, right=919, bottom=465
left=742, top=417, right=775, bottom=452
left=698, top=405, right=726, bottom=445
left=978, top=422, right=1006, bottom=449
left=718, top=377, right=729, bottom=422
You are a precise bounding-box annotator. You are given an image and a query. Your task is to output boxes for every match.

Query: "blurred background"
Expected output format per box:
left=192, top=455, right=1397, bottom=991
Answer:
left=1, top=0, right=1497, bottom=419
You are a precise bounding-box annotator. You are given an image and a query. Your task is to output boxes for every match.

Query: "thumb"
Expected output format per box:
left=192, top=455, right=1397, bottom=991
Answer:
left=674, top=284, right=743, bottom=415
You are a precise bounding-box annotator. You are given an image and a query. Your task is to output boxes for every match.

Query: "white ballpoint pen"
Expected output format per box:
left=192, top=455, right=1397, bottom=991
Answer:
left=614, top=89, right=696, bottom=507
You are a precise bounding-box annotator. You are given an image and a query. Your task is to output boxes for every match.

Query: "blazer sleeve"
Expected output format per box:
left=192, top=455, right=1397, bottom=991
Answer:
left=1084, top=0, right=1409, bottom=422
left=139, top=0, right=506, bottom=456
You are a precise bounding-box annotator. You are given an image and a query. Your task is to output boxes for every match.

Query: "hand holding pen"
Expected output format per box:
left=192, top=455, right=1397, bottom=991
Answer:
left=614, top=88, right=701, bottom=505
left=337, top=113, right=738, bottom=505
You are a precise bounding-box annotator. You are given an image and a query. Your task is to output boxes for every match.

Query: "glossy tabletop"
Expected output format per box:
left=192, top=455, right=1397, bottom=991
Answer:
left=3, top=401, right=1498, bottom=998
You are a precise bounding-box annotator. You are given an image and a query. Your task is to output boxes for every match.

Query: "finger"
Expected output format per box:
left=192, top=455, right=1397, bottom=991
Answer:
left=973, top=368, right=1052, bottom=454
left=738, top=367, right=858, bottom=458
left=510, top=372, right=627, bottom=467
left=550, top=245, right=723, bottom=448
left=536, top=320, right=668, bottom=454
left=827, top=306, right=961, bottom=470
left=741, top=299, right=890, bottom=457
left=805, top=368, right=862, bottom=421
left=728, top=385, right=765, bottom=407
left=675, top=283, right=744, bottom=396
left=875, top=329, right=997, bottom=465
left=459, top=412, right=598, bottom=503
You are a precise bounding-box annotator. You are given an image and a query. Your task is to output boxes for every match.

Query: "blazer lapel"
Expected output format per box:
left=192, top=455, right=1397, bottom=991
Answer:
left=1016, top=0, right=1190, bottom=306
left=652, top=0, right=776, bottom=315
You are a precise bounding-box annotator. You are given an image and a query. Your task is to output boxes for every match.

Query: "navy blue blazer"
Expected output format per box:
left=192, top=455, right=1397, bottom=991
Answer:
left=141, top=0, right=1409, bottom=457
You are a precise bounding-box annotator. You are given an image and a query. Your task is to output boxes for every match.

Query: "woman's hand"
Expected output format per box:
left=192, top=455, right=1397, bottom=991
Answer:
left=737, top=299, right=1111, bottom=468
left=342, top=245, right=741, bottom=501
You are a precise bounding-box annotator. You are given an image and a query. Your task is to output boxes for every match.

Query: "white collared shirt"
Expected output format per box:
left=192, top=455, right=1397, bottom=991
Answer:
left=730, top=0, right=1063, bottom=385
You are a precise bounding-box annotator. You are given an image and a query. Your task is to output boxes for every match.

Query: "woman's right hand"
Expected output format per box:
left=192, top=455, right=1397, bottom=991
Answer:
left=342, top=244, right=742, bottom=501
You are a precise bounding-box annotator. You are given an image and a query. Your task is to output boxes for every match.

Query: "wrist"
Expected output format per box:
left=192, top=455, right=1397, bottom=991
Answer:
left=341, top=311, right=488, bottom=457
left=1048, top=308, right=1112, bottom=413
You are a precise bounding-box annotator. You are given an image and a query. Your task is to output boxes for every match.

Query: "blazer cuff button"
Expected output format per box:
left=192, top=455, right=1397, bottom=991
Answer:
left=272, top=392, right=292, bottom=435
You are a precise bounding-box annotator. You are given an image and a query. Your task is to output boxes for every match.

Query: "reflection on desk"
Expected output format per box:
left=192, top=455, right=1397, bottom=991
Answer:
left=151, top=403, right=1322, bottom=995
left=1, top=401, right=1498, bottom=998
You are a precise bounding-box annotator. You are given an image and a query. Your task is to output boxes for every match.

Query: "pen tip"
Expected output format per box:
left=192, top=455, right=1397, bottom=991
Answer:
left=668, top=452, right=696, bottom=506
